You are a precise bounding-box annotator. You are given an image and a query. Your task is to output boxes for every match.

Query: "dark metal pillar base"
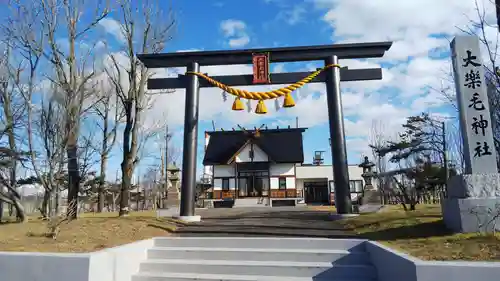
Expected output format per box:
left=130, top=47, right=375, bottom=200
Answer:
left=325, top=55, right=352, bottom=215
left=179, top=62, right=200, bottom=217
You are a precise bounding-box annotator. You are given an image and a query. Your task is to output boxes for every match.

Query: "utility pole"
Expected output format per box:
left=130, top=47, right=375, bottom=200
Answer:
left=136, top=167, right=141, bottom=211
left=164, top=125, right=170, bottom=199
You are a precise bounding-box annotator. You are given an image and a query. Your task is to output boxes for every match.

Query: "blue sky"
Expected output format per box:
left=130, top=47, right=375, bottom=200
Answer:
left=65, top=0, right=500, bottom=181
left=2, top=0, right=497, bottom=182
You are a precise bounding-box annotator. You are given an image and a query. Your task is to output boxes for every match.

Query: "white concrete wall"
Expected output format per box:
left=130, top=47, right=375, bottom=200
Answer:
left=0, top=238, right=155, bottom=281
left=235, top=143, right=268, bottom=162
left=270, top=163, right=295, bottom=176
left=213, top=165, right=235, bottom=177
left=295, top=165, right=365, bottom=181
left=0, top=252, right=90, bottom=281
left=88, top=238, right=154, bottom=281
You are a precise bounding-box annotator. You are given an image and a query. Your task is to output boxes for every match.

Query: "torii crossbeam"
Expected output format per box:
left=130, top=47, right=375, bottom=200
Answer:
left=137, top=42, right=392, bottom=221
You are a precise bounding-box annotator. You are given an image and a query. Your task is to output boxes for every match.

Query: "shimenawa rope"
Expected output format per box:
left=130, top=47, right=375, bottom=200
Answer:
left=185, top=63, right=341, bottom=100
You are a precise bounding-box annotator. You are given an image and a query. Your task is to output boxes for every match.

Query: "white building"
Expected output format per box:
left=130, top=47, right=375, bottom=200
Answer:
left=202, top=127, right=367, bottom=207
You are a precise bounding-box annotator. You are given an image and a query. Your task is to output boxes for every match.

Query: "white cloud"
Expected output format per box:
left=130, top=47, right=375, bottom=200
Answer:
left=99, top=18, right=125, bottom=43
left=277, top=5, right=306, bottom=25
left=220, top=19, right=251, bottom=48
left=319, top=0, right=477, bottom=43
left=292, top=0, right=499, bottom=157
left=128, top=0, right=499, bottom=172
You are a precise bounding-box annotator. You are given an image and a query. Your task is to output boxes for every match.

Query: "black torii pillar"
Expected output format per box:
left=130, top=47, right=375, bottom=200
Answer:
left=325, top=55, right=351, bottom=214
left=179, top=61, right=200, bottom=218
left=137, top=42, right=392, bottom=219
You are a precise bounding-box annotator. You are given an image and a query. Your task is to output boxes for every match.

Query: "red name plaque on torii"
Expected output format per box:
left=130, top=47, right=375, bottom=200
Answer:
left=252, top=53, right=271, bottom=84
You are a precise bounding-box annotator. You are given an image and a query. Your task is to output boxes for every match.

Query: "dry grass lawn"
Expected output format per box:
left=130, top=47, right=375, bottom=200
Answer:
left=3, top=205, right=500, bottom=261
left=307, top=205, right=337, bottom=211
left=0, top=211, right=179, bottom=253
left=339, top=204, right=500, bottom=261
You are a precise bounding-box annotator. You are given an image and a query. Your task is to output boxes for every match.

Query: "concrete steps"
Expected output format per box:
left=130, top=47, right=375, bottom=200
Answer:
left=147, top=247, right=371, bottom=264
left=132, top=237, right=376, bottom=281
left=133, top=272, right=371, bottom=281
left=153, top=237, right=365, bottom=250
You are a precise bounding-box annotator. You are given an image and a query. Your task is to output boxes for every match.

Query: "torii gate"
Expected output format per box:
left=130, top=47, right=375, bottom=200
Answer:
left=137, top=42, right=392, bottom=221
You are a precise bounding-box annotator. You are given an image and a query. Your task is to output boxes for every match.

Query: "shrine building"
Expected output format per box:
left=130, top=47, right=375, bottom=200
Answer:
left=201, top=126, right=369, bottom=208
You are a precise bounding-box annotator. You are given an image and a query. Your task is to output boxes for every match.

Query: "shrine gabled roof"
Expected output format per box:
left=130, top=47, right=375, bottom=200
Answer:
left=203, top=128, right=306, bottom=165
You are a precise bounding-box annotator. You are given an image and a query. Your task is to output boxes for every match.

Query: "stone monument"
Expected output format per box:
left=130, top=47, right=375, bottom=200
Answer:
left=442, top=35, right=500, bottom=233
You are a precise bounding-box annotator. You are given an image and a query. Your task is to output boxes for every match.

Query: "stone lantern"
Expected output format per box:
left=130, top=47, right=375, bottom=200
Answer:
left=358, top=156, right=380, bottom=205
left=165, top=162, right=181, bottom=207
left=358, top=156, right=376, bottom=190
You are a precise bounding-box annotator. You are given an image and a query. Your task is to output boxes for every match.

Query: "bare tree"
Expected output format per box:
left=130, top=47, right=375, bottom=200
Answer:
left=0, top=44, right=28, bottom=221
left=34, top=0, right=109, bottom=219
left=35, top=88, right=66, bottom=218
left=91, top=81, right=120, bottom=212
left=368, top=119, right=389, bottom=202
left=0, top=147, right=29, bottom=221
left=78, top=119, right=101, bottom=178
left=3, top=0, right=110, bottom=219
left=445, top=120, right=465, bottom=173
left=105, top=0, right=175, bottom=216
left=142, top=166, right=160, bottom=209
left=2, top=1, right=45, bottom=221
left=1, top=13, right=50, bottom=220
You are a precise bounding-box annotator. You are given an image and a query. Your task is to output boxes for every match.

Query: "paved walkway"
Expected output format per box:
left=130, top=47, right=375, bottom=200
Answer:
left=174, top=207, right=357, bottom=238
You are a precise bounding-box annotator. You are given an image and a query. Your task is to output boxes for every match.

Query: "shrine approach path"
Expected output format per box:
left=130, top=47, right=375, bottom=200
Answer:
left=173, top=206, right=356, bottom=238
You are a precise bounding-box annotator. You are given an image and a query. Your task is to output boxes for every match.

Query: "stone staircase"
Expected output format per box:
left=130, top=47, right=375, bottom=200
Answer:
left=132, top=237, right=377, bottom=281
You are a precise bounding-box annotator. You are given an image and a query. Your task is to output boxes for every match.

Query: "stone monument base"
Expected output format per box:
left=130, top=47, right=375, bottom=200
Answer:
left=156, top=207, right=179, bottom=218
left=165, top=190, right=180, bottom=208
left=446, top=173, right=500, bottom=198
left=442, top=197, right=500, bottom=233
left=172, top=215, right=202, bottom=222
left=156, top=207, right=203, bottom=223
left=442, top=173, right=500, bottom=233
left=361, top=189, right=381, bottom=205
